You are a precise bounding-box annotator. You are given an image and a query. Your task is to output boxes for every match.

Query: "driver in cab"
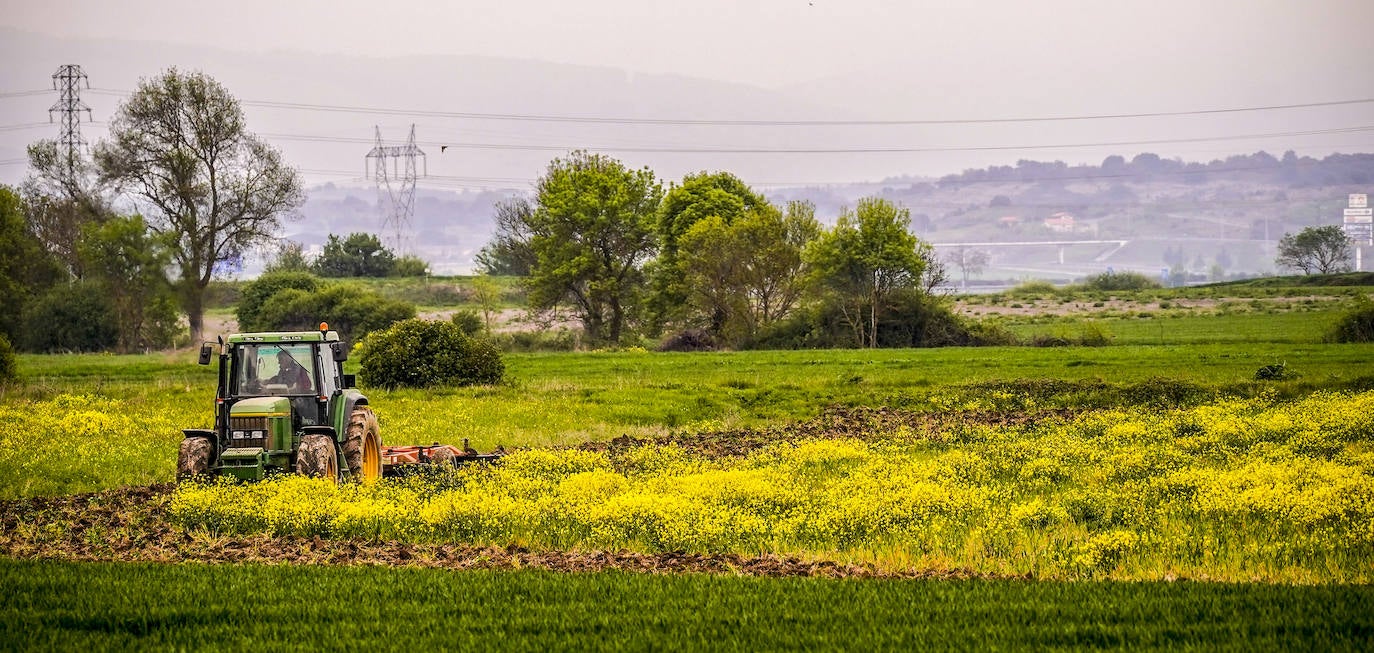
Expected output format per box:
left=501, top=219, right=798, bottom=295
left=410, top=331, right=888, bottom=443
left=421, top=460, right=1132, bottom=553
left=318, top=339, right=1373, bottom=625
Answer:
left=267, top=349, right=313, bottom=393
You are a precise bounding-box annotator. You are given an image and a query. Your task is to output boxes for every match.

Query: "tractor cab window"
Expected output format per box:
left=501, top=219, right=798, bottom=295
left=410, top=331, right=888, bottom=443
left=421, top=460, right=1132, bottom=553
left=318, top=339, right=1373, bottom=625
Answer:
left=233, top=343, right=317, bottom=396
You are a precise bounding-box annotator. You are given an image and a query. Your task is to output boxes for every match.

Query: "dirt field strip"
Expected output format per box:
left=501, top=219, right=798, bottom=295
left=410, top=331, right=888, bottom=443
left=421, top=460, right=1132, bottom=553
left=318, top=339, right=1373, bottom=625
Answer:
left=0, top=484, right=998, bottom=580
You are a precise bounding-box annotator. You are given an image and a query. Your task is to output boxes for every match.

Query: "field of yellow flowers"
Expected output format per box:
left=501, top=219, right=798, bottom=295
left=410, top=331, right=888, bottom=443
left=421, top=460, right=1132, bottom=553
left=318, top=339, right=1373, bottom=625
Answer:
left=167, top=391, right=1374, bottom=582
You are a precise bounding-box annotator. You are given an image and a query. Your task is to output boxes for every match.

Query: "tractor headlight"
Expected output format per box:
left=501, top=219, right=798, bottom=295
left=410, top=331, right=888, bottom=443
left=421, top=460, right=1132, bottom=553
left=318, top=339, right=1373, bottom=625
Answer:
left=232, top=430, right=246, bottom=440
left=251, top=430, right=266, bottom=440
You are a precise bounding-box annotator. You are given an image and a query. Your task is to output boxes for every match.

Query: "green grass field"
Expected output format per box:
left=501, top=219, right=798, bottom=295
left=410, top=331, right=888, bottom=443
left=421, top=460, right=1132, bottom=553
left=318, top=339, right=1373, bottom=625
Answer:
left=3, top=560, right=1370, bottom=651
left=5, top=285, right=1373, bottom=650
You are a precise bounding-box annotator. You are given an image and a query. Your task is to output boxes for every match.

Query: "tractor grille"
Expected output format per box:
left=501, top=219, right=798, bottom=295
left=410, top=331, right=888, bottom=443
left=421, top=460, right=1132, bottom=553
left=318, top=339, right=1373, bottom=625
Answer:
left=229, top=416, right=270, bottom=450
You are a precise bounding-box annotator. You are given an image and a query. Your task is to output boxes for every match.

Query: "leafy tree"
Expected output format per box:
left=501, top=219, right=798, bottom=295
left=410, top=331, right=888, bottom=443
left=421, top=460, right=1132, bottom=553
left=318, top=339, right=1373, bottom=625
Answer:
left=651, top=171, right=768, bottom=329
left=77, top=215, right=179, bottom=352
left=21, top=139, right=115, bottom=277
left=95, top=68, right=304, bottom=343
left=1276, top=226, right=1353, bottom=274
left=946, top=245, right=990, bottom=291
left=0, top=186, right=66, bottom=344
left=676, top=200, right=819, bottom=342
left=804, top=198, right=935, bottom=348
left=263, top=241, right=311, bottom=274
left=527, top=151, right=662, bottom=344
left=677, top=215, right=744, bottom=337
left=470, top=275, right=503, bottom=331
left=475, top=197, right=536, bottom=276
left=314, top=233, right=396, bottom=277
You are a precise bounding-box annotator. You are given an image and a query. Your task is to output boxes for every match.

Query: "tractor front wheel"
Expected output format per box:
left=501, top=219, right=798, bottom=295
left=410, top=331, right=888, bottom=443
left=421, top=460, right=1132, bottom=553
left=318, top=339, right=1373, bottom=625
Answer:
left=342, top=407, right=383, bottom=482
left=297, top=433, right=339, bottom=481
left=176, top=436, right=214, bottom=481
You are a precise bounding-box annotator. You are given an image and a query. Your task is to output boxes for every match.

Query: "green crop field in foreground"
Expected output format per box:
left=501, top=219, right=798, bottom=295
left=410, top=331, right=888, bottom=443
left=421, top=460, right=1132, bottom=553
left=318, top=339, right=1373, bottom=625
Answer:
left=2, top=560, right=1370, bottom=652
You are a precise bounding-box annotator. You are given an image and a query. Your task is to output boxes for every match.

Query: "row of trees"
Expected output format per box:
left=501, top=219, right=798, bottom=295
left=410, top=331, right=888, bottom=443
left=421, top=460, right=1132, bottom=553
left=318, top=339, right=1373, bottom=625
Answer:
left=479, top=152, right=958, bottom=348
left=266, top=233, right=428, bottom=278
left=2, top=68, right=306, bottom=352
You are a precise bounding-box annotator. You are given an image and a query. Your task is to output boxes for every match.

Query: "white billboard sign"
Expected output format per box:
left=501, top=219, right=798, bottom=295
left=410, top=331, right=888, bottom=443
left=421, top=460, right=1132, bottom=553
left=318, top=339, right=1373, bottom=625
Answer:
left=1351, top=193, right=1368, bottom=208
left=1346, top=208, right=1374, bottom=217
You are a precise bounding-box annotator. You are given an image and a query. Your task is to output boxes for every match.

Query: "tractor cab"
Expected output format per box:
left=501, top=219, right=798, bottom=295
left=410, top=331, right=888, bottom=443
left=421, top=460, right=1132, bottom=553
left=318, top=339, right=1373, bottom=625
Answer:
left=180, top=324, right=376, bottom=482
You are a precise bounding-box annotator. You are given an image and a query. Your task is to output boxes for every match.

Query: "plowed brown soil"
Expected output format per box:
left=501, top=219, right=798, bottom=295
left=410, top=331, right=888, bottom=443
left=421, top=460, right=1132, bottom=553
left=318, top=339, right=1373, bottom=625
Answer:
left=0, top=484, right=1002, bottom=579
left=586, top=405, right=1077, bottom=458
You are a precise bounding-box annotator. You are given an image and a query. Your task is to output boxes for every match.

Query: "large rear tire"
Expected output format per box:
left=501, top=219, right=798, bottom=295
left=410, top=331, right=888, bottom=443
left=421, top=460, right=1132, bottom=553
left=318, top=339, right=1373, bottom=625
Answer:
left=342, top=407, right=383, bottom=482
left=176, top=436, right=214, bottom=481
left=297, top=434, right=339, bottom=481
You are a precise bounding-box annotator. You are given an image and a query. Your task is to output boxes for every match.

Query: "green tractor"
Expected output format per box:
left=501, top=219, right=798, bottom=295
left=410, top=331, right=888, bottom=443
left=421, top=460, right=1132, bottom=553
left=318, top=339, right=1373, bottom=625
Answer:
left=177, top=325, right=382, bottom=482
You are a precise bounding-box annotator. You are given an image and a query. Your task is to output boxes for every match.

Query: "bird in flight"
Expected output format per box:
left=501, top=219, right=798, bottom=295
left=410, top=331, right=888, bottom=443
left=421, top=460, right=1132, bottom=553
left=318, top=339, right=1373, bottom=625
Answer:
left=441, top=145, right=449, bottom=153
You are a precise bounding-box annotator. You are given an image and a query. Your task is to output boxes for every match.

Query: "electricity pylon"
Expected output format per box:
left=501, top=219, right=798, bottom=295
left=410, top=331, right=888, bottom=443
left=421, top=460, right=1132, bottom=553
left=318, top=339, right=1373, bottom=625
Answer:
left=364, top=125, right=426, bottom=254
left=48, top=64, right=92, bottom=181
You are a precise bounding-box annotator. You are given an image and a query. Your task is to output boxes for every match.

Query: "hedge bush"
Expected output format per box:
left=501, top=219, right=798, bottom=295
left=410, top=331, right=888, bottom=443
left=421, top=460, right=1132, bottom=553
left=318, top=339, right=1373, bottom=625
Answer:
left=1075, top=271, right=1161, bottom=291
left=238, top=273, right=414, bottom=342
left=236, top=271, right=321, bottom=331
left=21, top=281, right=119, bottom=352
left=358, top=319, right=504, bottom=389
left=0, top=334, right=15, bottom=382
left=1329, top=296, right=1374, bottom=343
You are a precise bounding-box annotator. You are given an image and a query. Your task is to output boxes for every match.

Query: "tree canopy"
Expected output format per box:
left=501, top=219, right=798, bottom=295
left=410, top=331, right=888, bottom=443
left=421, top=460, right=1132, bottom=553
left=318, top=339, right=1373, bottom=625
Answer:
left=314, top=232, right=397, bottom=277
left=95, top=68, right=303, bottom=343
left=1276, top=225, right=1353, bottom=275
left=805, top=198, right=936, bottom=348
left=526, top=151, right=662, bottom=344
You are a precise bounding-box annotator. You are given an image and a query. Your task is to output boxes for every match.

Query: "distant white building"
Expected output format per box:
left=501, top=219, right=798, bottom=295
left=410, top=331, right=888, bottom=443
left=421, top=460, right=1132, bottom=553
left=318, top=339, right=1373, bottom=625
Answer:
left=1044, top=212, right=1075, bottom=233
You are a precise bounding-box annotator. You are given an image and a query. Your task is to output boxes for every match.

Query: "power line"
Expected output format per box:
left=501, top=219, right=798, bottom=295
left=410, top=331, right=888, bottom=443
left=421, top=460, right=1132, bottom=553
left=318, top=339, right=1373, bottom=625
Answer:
left=0, top=122, right=53, bottom=132
left=81, top=87, right=1374, bottom=126
left=259, top=124, right=1374, bottom=155
left=0, top=89, right=54, bottom=99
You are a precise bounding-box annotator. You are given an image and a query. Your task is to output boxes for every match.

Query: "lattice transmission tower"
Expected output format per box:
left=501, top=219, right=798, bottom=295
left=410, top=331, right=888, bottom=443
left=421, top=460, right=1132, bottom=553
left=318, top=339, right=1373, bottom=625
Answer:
left=48, top=64, right=92, bottom=181
left=364, top=125, right=426, bottom=254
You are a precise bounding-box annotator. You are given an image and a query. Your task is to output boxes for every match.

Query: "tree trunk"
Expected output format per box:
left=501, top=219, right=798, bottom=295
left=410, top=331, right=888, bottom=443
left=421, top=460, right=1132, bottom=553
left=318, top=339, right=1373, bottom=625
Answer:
left=609, top=296, right=624, bottom=345
left=185, top=282, right=205, bottom=345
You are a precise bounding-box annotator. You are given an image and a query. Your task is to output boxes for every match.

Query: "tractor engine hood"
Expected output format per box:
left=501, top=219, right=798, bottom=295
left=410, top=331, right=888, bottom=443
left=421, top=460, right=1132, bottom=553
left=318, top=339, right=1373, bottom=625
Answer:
left=228, top=397, right=293, bottom=452
left=230, top=396, right=291, bottom=418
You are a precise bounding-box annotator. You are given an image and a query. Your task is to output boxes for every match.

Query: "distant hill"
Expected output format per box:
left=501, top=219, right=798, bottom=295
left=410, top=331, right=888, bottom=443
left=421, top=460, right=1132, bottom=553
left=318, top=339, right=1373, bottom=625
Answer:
left=294, top=149, right=1371, bottom=278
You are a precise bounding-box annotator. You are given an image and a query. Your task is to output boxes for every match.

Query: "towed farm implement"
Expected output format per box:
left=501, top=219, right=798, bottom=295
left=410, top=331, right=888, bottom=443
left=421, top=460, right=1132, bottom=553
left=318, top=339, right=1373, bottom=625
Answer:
left=176, top=324, right=499, bottom=482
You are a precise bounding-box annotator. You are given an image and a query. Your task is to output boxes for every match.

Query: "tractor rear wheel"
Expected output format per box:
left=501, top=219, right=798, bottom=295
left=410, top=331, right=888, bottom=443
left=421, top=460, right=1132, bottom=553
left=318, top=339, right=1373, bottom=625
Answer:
left=342, top=407, right=383, bottom=482
left=176, top=436, right=214, bottom=481
left=296, top=433, right=339, bottom=481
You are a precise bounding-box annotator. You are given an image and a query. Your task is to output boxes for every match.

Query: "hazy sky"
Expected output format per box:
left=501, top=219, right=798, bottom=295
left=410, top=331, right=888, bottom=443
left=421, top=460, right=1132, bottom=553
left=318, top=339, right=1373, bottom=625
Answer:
left=3, top=0, right=1373, bottom=188
left=6, top=0, right=1372, bottom=89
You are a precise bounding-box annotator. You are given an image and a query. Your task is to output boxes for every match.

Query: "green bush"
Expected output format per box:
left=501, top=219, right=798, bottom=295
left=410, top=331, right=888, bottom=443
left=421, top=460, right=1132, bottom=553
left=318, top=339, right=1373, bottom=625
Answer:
left=254, top=283, right=415, bottom=343
left=391, top=255, right=429, bottom=277
left=1328, top=297, right=1374, bottom=343
left=21, top=282, right=119, bottom=352
left=450, top=308, right=485, bottom=336
left=1009, top=280, right=1060, bottom=297
left=489, top=329, right=580, bottom=352
left=358, top=319, right=504, bottom=389
left=745, top=292, right=1007, bottom=350
left=237, top=271, right=321, bottom=331
left=0, top=334, right=15, bottom=382
left=1076, top=271, right=1161, bottom=291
